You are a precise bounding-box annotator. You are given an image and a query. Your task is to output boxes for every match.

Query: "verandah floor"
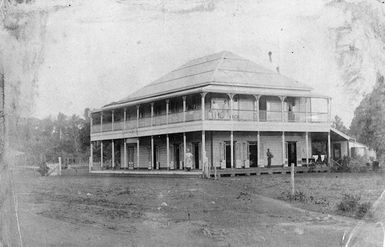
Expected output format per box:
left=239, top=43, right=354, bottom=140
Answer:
left=210, top=166, right=330, bottom=177
left=89, top=166, right=330, bottom=177
left=90, top=169, right=202, bottom=177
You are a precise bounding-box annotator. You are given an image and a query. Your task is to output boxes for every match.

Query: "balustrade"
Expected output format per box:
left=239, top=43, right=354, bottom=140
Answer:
left=91, top=96, right=330, bottom=133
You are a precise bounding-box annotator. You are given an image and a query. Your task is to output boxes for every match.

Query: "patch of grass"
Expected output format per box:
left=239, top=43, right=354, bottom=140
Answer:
left=280, top=190, right=330, bottom=207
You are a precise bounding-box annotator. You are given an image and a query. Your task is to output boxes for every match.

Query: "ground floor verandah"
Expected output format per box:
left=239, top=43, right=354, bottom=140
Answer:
left=90, top=130, right=347, bottom=174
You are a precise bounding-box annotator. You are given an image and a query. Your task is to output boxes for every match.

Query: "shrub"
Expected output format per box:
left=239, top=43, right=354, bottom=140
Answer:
left=37, top=161, right=49, bottom=176
left=280, top=190, right=307, bottom=202
left=356, top=202, right=372, bottom=219
left=337, top=194, right=360, bottom=213
left=331, top=156, right=351, bottom=172
left=350, top=157, right=370, bottom=173
left=331, top=156, right=373, bottom=173
left=336, top=193, right=372, bottom=219
left=372, top=161, right=380, bottom=171
left=280, top=190, right=330, bottom=207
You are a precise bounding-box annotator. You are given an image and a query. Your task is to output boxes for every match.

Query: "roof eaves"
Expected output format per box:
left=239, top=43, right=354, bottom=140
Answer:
left=330, top=127, right=352, bottom=141
left=101, top=82, right=212, bottom=108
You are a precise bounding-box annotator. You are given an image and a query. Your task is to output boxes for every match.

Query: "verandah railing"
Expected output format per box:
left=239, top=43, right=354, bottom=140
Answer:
left=92, top=109, right=329, bottom=132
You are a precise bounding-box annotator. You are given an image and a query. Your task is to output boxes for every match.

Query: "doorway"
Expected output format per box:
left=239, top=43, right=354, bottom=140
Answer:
left=153, top=145, right=158, bottom=169
left=333, top=143, right=341, bottom=161
left=225, top=141, right=235, bottom=168
left=193, top=143, right=199, bottom=169
left=174, top=144, right=180, bottom=169
left=248, top=142, right=258, bottom=167
left=287, top=142, right=297, bottom=166
left=127, top=146, right=134, bottom=166
left=225, top=143, right=231, bottom=168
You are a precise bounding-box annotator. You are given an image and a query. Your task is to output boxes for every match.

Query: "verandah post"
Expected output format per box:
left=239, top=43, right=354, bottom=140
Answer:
left=328, top=131, right=331, bottom=165
left=112, top=139, right=115, bottom=168
left=201, top=92, right=207, bottom=121
left=254, top=95, right=260, bottom=121
left=100, top=112, right=103, bottom=132
left=90, top=141, right=93, bottom=170
left=151, top=136, right=154, bottom=169
left=150, top=102, right=154, bottom=126
left=124, top=139, right=127, bottom=169
left=100, top=140, right=103, bottom=168
left=201, top=92, right=207, bottom=170
left=230, top=131, right=234, bottom=169
left=291, top=162, right=295, bottom=196
left=305, top=132, right=309, bottom=165
left=305, top=98, right=308, bottom=123
left=183, top=132, right=186, bottom=170
left=111, top=110, right=114, bottom=131
left=257, top=131, right=260, bottom=167
left=202, top=130, right=205, bottom=172
left=228, top=93, right=234, bottom=169
left=183, top=96, right=186, bottom=122
left=280, top=96, right=286, bottom=122
left=90, top=112, right=93, bottom=133
left=137, top=138, right=140, bottom=169
left=136, top=105, right=140, bottom=130
left=282, top=131, right=285, bottom=166
left=166, top=99, right=169, bottom=125
left=166, top=134, right=170, bottom=170
left=123, top=108, right=126, bottom=130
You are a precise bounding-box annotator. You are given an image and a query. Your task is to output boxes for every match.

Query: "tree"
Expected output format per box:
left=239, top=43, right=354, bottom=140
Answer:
left=350, top=73, right=385, bottom=158
left=8, top=108, right=92, bottom=164
left=332, top=115, right=349, bottom=134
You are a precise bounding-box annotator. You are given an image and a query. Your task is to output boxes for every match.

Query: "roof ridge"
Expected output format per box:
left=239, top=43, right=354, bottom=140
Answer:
left=216, top=68, right=284, bottom=76
left=170, top=56, right=223, bottom=73
left=211, top=51, right=227, bottom=82
left=143, top=69, right=216, bottom=87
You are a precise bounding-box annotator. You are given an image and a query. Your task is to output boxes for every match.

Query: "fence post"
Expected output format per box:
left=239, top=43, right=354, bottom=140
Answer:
left=89, top=156, right=92, bottom=172
left=58, top=157, right=62, bottom=176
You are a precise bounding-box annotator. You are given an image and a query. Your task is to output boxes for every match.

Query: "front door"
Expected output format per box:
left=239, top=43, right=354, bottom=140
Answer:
left=225, top=143, right=231, bottom=168
left=127, top=146, right=134, bottom=167
left=333, top=143, right=341, bottom=161
left=194, top=143, right=199, bottom=169
left=174, top=144, right=180, bottom=169
left=153, top=145, right=158, bottom=169
left=225, top=141, right=235, bottom=168
left=287, top=142, right=297, bottom=166
left=248, top=142, right=258, bottom=167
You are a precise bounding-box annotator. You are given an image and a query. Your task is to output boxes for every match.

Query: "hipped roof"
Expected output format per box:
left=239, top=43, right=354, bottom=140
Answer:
left=104, top=51, right=315, bottom=109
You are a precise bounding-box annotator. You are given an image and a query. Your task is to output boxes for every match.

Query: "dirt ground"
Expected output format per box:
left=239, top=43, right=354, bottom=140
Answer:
left=221, top=172, right=385, bottom=216
left=11, top=170, right=385, bottom=247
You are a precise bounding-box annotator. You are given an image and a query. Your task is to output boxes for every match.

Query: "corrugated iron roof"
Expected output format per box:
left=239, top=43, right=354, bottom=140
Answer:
left=107, top=51, right=313, bottom=107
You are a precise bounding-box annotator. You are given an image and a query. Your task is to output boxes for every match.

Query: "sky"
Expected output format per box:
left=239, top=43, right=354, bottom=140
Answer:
left=26, top=0, right=376, bottom=125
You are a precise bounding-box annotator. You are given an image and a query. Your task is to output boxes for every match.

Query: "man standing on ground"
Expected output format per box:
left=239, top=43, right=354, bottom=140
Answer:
left=266, top=148, right=273, bottom=168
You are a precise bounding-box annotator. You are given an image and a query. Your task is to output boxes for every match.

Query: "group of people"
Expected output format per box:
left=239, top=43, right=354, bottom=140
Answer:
left=208, top=100, right=230, bottom=120
left=184, top=148, right=210, bottom=178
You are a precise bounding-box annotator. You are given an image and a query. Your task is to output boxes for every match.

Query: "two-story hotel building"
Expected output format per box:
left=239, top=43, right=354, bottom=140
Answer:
left=90, top=51, right=340, bottom=175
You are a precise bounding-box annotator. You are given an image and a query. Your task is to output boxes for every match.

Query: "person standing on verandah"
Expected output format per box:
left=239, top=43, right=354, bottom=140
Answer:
left=185, top=148, right=193, bottom=171
left=266, top=149, right=274, bottom=168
